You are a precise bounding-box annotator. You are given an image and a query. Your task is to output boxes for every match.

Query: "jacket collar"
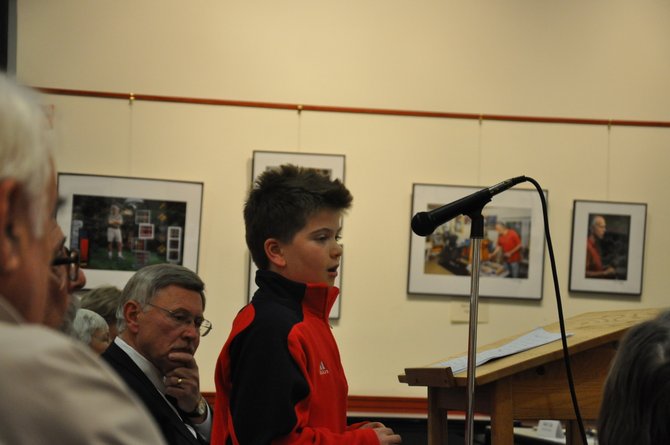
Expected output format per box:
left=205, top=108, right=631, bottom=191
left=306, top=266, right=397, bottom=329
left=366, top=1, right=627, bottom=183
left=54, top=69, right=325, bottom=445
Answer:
left=254, top=270, right=339, bottom=320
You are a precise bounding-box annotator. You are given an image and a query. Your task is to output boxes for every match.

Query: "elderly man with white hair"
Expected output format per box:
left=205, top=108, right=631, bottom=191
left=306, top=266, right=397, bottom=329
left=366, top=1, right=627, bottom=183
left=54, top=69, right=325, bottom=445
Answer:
left=0, top=73, right=166, bottom=445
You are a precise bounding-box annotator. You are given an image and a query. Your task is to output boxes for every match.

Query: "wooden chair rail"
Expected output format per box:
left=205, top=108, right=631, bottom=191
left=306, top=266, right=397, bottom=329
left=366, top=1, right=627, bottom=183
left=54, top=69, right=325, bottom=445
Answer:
left=36, top=86, right=670, bottom=128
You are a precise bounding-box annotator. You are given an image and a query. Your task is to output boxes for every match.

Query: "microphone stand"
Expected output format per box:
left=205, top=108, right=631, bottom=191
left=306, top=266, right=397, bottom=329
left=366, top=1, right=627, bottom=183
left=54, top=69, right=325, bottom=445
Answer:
left=411, top=177, right=528, bottom=444
left=464, top=210, right=485, bottom=445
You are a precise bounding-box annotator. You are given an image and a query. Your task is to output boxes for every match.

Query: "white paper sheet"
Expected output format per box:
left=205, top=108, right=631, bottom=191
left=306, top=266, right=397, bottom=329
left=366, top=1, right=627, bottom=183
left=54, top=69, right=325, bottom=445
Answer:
left=431, top=327, right=572, bottom=374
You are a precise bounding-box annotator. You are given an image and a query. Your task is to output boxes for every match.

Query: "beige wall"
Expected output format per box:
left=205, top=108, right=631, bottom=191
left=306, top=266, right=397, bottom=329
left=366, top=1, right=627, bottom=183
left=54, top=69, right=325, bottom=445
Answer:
left=17, top=1, right=670, bottom=396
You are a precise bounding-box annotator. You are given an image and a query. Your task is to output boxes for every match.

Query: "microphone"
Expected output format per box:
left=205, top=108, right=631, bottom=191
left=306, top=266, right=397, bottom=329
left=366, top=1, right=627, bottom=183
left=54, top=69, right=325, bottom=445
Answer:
left=411, top=176, right=527, bottom=236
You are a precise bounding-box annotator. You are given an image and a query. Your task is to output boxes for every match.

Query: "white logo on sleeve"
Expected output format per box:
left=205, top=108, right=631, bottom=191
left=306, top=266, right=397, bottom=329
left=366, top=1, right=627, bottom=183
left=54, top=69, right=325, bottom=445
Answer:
left=319, top=361, right=329, bottom=375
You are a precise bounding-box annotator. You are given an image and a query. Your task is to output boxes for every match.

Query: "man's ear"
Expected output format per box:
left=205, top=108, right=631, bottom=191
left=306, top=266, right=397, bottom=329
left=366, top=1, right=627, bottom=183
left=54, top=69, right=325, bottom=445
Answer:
left=264, top=238, right=286, bottom=268
left=123, top=300, right=143, bottom=334
left=0, top=179, right=23, bottom=274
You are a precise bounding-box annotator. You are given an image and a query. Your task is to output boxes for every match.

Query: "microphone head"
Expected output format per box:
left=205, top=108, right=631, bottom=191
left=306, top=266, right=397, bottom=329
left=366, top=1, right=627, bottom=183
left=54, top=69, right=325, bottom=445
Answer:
left=411, top=212, right=435, bottom=236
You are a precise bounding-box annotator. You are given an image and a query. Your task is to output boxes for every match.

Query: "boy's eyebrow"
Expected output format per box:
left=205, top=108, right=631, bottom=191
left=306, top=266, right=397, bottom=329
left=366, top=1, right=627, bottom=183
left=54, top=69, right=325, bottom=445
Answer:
left=309, top=227, right=342, bottom=236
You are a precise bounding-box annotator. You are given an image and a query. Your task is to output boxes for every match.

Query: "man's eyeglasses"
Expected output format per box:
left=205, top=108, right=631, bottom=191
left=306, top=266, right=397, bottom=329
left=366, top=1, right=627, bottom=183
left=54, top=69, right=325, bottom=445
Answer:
left=51, top=247, right=80, bottom=282
left=145, top=302, right=212, bottom=337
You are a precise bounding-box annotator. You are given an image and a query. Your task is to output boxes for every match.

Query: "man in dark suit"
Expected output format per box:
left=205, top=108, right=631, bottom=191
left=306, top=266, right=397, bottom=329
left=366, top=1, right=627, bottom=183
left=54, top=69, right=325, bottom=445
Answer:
left=103, top=263, right=212, bottom=445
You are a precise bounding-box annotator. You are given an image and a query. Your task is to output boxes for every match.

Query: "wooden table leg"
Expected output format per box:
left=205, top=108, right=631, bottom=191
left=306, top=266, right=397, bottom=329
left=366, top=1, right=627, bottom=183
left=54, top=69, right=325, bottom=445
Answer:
left=427, top=387, right=448, bottom=445
left=490, top=380, right=514, bottom=445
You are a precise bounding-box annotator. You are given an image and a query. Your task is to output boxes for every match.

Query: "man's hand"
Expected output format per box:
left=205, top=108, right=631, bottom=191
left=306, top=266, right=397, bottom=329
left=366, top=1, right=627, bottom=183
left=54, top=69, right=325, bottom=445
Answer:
left=164, top=351, right=203, bottom=420
left=361, top=422, right=402, bottom=444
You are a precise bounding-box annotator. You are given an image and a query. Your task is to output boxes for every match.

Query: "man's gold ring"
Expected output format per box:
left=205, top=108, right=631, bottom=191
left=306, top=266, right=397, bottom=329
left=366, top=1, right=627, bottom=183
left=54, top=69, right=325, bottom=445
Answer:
left=177, top=378, right=183, bottom=385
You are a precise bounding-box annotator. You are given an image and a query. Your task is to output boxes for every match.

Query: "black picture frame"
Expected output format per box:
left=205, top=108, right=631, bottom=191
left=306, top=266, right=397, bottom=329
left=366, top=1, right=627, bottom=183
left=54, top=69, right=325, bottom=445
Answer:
left=569, top=200, right=647, bottom=295
left=247, top=151, right=345, bottom=319
left=408, top=183, right=547, bottom=300
left=56, top=173, right=203, bottom=290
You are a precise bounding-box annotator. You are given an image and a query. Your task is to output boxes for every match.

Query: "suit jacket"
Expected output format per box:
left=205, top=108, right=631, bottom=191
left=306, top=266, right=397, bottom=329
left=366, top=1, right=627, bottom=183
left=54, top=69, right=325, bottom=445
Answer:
left=0, top=296, right=166, bottom=445
left=102, top=341, right=207, bottom=445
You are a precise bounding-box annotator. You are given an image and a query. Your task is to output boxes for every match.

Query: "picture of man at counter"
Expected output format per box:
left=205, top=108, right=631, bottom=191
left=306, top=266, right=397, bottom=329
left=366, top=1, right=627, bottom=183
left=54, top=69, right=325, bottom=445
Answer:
left=422, top=210, right=531, bottom=279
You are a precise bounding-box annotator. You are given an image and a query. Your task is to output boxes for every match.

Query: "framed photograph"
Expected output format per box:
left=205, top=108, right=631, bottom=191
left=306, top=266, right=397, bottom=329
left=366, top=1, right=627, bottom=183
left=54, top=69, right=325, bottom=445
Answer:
left=248, top=151, right=345, bottom=319
left=408, top=183, right=547, bottom=300
left=569, top=200, right=647, bottom=295
left=56, top=173, right=203, bottom=290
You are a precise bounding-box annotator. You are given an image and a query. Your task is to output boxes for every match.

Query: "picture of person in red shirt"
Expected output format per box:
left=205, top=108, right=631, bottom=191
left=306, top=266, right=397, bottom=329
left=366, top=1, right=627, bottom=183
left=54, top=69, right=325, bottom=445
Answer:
left=586, top=215, right=617, bottom=278
left=491, top=222, right=523, bottom=278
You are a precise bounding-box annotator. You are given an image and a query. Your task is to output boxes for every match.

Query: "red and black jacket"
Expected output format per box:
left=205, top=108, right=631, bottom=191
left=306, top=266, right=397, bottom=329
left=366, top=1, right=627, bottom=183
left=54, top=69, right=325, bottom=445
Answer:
left=212, top=270, right=378, bottom=445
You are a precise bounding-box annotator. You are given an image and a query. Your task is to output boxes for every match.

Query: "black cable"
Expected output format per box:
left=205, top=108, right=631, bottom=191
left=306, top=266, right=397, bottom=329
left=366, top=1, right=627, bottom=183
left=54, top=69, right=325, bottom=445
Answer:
left=525, top=176, right=588, bottom=445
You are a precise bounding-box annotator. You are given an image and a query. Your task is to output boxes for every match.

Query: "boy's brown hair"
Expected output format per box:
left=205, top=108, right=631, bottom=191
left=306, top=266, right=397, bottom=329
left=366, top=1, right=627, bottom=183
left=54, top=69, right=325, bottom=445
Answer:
left=244, top=164, right=352, bottom=270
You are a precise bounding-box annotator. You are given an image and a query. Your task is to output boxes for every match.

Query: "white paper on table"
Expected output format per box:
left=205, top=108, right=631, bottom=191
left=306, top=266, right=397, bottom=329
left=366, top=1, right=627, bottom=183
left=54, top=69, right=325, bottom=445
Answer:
left=431, top=327, right=572, bottom=375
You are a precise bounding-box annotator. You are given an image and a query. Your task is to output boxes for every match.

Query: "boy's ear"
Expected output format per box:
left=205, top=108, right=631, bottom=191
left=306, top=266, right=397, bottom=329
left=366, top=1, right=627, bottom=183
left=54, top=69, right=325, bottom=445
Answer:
left=264, top=238, right=287, bottom=268
left=0, top=179, right=24, bottom=274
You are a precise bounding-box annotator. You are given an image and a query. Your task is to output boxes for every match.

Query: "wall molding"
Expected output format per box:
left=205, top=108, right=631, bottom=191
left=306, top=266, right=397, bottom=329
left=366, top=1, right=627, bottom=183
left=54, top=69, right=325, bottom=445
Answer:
left=346, top=395, right=428, bottom=415
left=202, top=393, right=428, bottom=415
left=36, top=86, right=670, bottom=128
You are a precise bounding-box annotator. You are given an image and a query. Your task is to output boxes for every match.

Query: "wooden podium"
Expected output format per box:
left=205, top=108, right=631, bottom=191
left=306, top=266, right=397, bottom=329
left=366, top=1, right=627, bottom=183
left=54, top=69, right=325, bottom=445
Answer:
left=399, top=308, right=661, bottom=445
